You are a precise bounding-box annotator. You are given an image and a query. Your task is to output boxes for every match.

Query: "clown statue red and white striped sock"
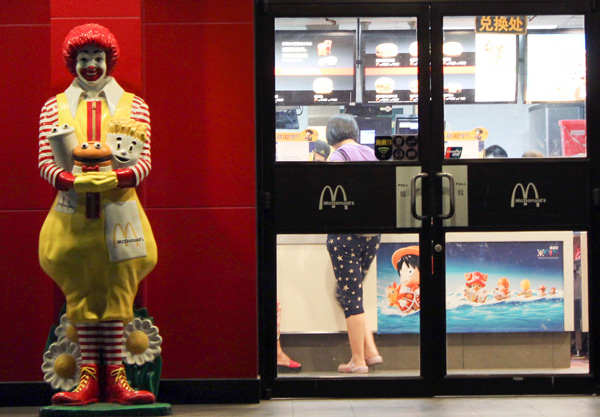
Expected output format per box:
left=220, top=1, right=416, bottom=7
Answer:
left=100, top=320, right=156, bottom=405
left=51, top=323, right=101, bottom=405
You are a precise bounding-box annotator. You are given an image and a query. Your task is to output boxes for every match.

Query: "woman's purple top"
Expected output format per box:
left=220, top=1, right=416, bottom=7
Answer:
left=329, top=143, right=378, bottom=162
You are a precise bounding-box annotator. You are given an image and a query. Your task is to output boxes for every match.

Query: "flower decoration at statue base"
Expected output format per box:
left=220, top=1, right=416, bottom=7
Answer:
left=123, top=309, right=163, bottom=396
left=42, top=308, right=163, bottom=397
left=124, top=316, right=162, bottom=366
left=42, top=336, right=81, bottom=392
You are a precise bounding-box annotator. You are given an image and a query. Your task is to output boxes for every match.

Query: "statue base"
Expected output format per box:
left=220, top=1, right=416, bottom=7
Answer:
left=39, top=402, right=172, bottom=416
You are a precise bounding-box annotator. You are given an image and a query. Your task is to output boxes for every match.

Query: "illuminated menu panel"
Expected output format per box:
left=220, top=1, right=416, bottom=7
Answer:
left=475, top=33, right=517, bottom=103
left=362, top=31, right=418, bottom=104
left=442, top=31, right=476, bottom=103
left=275, top=31, right=356, bottom=105
left=526, top=32, right=586, bottom=103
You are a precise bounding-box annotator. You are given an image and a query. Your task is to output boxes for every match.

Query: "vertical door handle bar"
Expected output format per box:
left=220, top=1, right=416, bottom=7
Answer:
left=436, top=172, right=455, bottom=219
left=411, top=172, right=429, bottom=220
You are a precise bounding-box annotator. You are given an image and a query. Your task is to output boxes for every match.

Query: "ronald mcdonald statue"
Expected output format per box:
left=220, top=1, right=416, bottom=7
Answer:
left=38, top=23, right=158, bottom=406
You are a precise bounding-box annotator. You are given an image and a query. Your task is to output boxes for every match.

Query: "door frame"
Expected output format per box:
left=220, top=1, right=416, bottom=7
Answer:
left=255, top=0, right=600, bottom=398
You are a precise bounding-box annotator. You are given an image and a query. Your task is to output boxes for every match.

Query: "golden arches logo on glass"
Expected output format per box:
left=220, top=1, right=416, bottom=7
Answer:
left=510, top=182, right=546, bottom=208
left=319, top=185, right=355, bottom=210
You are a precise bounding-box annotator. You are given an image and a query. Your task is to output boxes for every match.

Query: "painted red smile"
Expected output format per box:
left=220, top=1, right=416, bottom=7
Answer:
left=79, top=66, right=103, bottom=82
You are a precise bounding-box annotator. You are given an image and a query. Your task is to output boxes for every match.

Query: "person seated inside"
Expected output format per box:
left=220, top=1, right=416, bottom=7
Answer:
left=484, top=144, right=508, bottom=158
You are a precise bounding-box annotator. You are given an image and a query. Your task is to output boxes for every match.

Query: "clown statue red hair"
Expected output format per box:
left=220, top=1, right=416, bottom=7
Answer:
left=38, top=23, right=157, bottom=406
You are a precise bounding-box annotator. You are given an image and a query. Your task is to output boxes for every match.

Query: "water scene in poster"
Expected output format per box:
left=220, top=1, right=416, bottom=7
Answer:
left=377, top=241, right=565, bottom=334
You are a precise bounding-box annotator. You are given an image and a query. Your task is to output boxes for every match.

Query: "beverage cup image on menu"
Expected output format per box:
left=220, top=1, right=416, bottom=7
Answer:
left=374, top=77, right=395, bottom=94
left=313, top=77, right=334, bottom=94
left=375, top=42, right=398, bottom=58
left=317, top=39, right=332, bottom=56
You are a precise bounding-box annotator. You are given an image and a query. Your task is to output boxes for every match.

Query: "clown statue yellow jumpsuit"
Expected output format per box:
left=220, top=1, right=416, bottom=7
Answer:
left=38, top=23, right=157, bottom=406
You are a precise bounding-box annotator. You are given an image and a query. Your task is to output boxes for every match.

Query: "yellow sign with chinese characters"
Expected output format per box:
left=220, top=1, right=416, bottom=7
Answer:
left=444, top=127, right=488, bottom=141
left=476, top=16, right=527, bottom=34
left=276, top=128, right=319, bottom=142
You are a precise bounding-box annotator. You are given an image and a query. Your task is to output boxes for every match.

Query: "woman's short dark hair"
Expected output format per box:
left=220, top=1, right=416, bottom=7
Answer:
left=326, top=114, right=359, bottom=146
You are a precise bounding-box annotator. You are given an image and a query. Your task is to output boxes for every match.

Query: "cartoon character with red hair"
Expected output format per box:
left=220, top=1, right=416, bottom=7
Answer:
left=386, top=246, right=420, bottom=313
left=538, top=284, right=547, bottom=296
left=492, top=277, right=511, bottom=301
left=38, top=24, right=157, bottom=406
left=464, top=272, right=488, bottom=303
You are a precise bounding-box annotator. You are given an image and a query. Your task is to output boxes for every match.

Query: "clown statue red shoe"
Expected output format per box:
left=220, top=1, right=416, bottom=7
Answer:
left=38, top=23, right=160, bottom=407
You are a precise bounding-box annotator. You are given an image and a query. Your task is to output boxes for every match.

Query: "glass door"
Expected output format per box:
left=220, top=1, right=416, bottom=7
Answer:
left=431, top=2, right=597, bottom=394
left=256, top=0, right=599, bottom=398
left=257, top=2, right=437, bottom=398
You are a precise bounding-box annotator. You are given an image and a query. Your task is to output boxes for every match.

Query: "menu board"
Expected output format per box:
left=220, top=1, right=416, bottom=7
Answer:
left=475, top=33, right=517, bottom=102
left=275, top=31, right=356, bottom=105
left=362, top=30, right=512, bottom=104
left=442, top=31, right=476, bottom=103
left=362, top=30, right=419, bottom=104
left=526, top=32, right=586, bottom=103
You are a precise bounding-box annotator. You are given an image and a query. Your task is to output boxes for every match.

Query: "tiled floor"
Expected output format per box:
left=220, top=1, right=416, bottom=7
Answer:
left=4, top=396, right=600, bottom=417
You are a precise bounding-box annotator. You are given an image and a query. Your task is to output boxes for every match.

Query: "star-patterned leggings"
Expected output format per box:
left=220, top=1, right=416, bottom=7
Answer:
left=326, top=234, right=381, bottom=318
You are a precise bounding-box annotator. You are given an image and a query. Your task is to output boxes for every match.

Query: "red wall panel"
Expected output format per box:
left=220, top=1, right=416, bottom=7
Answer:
left=0, top=26, right=55, bottom=210
left=146, top=208, right=257, bottom=378
left=0, top=212, right=55, bottom=381
left=1, top=0, right=50, bottom=24
left=144, top=0, right=253, bottom=23
left=144, top=23, right=256, bottom=208
left=0, top=0, right=258, bottom=384
left=51, top=0, right=140, bottom=18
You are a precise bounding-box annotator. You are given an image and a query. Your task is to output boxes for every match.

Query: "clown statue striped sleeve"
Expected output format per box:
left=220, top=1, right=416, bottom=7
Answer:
left=37, top=95, right=152, bottom=190
left=38, top=97, right=62, bottom=188
left=128, top=96, right=152, bottom=186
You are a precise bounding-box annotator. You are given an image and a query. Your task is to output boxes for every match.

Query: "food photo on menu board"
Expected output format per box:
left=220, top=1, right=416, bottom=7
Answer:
left=362, top=31, right=419, bottom=104
left=275, top=31, right=356, bottom=105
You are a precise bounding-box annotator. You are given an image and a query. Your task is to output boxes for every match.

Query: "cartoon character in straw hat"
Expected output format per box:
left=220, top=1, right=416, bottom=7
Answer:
left=464, top=271, right=488, bottom=304
left=387, top=246, right=420, bottom=313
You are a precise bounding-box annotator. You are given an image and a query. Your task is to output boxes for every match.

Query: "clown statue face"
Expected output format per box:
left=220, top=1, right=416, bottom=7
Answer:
left=76, top=46, right=108, bottom=88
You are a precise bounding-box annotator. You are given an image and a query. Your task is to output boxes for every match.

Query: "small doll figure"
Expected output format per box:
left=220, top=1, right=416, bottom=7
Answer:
left=538, top=284, right=547, bottom=297
left=549, top=287, right=557, bottom=295
left=107, top=118, right=149, bottom=168
left=38, top=24, right=157, bottom=406
left=464, top=272, right=488, bottom=303
left=389, top=246, right=420, bottom=313
left=492, top=277, right=510, bottom=301
left=518, top=279, right=533, bottom=298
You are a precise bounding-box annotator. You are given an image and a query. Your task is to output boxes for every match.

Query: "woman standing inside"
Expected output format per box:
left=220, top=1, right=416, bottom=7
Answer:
left=325, top=115, right=382, bottom=373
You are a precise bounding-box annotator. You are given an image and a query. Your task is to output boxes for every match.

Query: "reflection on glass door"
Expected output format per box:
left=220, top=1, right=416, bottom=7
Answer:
left=445, top=231, right=589, bottom=375
left=440, top=14, right=589, bottom=376
left=277, top=233, right=421, bottom=377
left=442, top=15, right=586, bottom=159
left=275, top=17, right=419, bottom=162
left=274, top=16, right=424, bottom=379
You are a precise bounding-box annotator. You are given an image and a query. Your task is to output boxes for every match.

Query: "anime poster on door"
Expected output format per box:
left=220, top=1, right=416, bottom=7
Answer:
left=377, top=241, right=565, bottom=334
left=377, top=242, right=421, bottom=334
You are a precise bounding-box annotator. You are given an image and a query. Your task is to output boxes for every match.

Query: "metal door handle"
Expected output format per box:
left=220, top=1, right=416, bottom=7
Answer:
left=437, top=172, right=455, bottom=219
left=411, top=173, right=428, bottom=220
